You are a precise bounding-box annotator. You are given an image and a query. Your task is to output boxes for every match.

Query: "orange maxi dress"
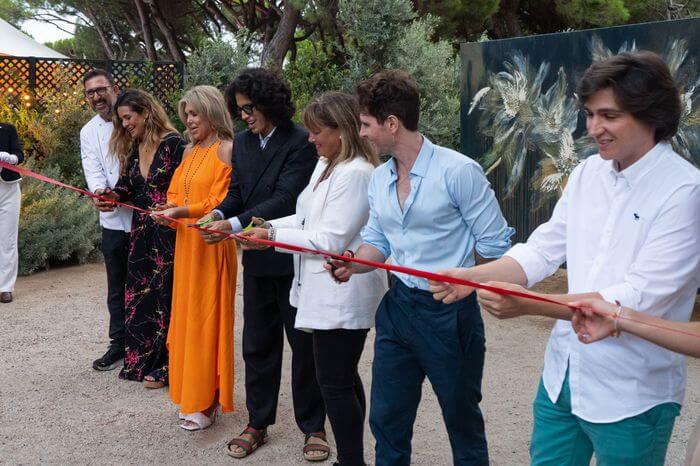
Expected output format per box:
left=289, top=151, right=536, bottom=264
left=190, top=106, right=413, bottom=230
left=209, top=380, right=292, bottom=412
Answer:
left=166, top=140, right=237, bottom=414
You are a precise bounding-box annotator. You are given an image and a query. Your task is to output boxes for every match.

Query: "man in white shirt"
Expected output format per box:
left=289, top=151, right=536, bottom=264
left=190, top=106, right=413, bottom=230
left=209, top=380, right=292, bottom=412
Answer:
left=430, top=51, right=700, bottom=465
left=80, top=69, right=133, bottom=372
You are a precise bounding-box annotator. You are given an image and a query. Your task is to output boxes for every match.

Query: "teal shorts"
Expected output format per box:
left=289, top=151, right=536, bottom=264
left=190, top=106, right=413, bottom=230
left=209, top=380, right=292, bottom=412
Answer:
left=530, top=371, right=680, bottom=466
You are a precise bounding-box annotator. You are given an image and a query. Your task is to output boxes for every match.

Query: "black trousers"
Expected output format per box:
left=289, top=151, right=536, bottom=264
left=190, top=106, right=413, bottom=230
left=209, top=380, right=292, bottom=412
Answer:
left=314, top=328, right=369, bottom=466
left=242, top=272, right=326, bottom=433
left=100, top=228, right=129, bottom=350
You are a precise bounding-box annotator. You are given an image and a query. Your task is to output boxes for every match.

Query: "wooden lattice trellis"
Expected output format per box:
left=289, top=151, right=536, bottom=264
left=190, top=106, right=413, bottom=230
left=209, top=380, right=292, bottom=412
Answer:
left=0, top=56, right=184, bottom=112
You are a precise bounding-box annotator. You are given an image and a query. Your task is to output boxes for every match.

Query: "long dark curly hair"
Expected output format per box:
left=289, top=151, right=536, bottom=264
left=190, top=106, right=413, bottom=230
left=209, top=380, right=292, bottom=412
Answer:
left=225, top=68, right=295, bottom=126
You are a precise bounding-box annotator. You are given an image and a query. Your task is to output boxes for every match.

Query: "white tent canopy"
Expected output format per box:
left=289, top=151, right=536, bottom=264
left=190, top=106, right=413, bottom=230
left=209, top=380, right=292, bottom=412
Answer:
left=0, top=17, right=67, bottom=58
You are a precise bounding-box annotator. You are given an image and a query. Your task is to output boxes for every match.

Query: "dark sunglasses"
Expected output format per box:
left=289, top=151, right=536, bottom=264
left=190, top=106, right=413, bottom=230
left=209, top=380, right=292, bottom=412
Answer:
left=84, top=86, right=111, bottom=98
left=236, top=103, right=256, bottom=116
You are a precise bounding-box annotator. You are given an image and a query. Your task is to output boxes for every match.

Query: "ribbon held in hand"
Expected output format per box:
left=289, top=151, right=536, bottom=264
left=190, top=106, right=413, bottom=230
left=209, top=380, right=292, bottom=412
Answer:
left=3, top=160, right=699, bottom=342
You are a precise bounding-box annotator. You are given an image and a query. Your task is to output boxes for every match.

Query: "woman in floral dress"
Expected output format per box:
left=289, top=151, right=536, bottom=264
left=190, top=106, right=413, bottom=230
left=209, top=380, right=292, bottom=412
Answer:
left=97, top=89, right=185, bottom=387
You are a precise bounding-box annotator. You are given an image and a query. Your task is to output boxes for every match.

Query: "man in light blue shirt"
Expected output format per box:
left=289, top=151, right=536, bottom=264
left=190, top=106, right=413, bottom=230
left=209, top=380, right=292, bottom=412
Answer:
left=328, top=70, right=513, bottom=465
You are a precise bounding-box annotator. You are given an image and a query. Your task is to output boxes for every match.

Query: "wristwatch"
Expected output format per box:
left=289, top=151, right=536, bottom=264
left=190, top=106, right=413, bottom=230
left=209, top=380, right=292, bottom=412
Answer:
left=210, top=211, right=223, bottom=221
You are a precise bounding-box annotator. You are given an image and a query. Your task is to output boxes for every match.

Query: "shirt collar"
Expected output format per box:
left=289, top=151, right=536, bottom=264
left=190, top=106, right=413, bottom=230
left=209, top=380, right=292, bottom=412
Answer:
left=606, top=141, right=667, bottom=188
left=259, top=126, right=277, bottom=148
left=388, top=135, right=434, bottom=179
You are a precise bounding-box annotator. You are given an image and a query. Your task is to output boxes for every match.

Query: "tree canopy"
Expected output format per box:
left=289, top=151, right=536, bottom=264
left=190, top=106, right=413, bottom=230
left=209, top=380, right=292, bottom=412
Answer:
left=2, top=0, right=697, bottom=66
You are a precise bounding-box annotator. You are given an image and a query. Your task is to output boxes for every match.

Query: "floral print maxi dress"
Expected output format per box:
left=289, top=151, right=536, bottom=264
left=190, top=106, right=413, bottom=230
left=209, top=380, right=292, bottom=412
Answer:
left=112, top=133, right=185, bottom=382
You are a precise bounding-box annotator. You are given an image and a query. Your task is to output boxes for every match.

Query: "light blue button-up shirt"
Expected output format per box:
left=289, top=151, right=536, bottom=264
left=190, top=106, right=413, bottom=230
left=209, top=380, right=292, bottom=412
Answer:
left=361, top=136, right=514, bottom=290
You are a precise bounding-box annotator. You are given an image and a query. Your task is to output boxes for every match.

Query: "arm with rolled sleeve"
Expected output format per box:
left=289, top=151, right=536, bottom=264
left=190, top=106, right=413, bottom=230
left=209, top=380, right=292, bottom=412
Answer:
left=360, top=172, right=390, bottom=260
left=598, top=184, right=700, bottom=315
left=504, top=164, right=578, bottom=288
left=274, top=167, right=371, bottom=253
left=450, top=162, right=514, bottom=259
left=80, top=127, right=108, bottom=193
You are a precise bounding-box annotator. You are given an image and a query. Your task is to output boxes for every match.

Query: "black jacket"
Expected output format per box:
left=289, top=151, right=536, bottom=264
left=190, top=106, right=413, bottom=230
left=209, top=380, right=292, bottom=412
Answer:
left=216, top=122, right=317, bottom=277
left=0, top=123, right=24, bottom=183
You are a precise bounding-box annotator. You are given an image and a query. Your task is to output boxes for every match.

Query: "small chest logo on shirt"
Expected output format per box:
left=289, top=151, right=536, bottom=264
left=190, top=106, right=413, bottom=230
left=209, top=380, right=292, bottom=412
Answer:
left=633, top=213, right=640, bottom=221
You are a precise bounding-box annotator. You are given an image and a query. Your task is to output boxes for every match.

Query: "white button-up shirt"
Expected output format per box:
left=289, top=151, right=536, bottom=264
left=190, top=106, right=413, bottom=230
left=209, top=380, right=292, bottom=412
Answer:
left=79, top=114, right=132, bottom=232
left=506, top=142, right=700, bottom=423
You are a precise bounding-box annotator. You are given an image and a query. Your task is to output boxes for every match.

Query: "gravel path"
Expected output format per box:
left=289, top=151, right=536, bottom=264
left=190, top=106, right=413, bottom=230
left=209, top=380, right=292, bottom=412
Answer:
left=1, top=264, right=697, bottom=465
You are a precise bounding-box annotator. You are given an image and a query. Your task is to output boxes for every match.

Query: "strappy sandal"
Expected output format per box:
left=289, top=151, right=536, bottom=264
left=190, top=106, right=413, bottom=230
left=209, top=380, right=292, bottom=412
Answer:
left=143, top=366, right=168, bottom=389
left=226, top=425, right=268, bottom=459
left=303, top=431, right=330, bottom=462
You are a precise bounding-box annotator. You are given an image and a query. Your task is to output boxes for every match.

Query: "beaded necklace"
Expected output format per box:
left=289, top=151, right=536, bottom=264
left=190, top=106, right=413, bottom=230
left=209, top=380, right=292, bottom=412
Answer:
left=183, top=137, right=218, bottom=205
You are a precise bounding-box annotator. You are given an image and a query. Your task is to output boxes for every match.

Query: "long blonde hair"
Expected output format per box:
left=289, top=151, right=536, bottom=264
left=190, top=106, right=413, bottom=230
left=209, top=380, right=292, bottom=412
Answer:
left=302, top=92, right=380, bottom=168
left=109, top=89, right=178, bottom=174
left=178, top=85, right=233, bottom=144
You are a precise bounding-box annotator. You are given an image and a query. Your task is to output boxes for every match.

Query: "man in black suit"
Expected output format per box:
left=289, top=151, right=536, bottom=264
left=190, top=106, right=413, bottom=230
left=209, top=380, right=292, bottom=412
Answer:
left=199, top=68, right=327, bottom=460
left=0, top=123, right=24, bottom=303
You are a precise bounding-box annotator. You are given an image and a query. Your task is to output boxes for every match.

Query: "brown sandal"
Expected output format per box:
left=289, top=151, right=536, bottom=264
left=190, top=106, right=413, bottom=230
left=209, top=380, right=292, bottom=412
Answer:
left=303, top=431, right=330, bottom=462
left=226, top=426, right=268, bottom=459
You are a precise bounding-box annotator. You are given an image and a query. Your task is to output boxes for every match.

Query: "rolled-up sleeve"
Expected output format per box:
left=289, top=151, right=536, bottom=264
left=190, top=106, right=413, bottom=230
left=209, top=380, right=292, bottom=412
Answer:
left=450, top=162, right=513, bottom=259
left=504, top=171, right=572, bottom=288
left=360, top=172, right=390, bottom=259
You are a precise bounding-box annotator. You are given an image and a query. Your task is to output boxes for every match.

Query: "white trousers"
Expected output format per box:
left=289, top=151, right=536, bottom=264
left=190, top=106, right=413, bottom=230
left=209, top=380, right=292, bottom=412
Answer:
left=0, top=181, right=20, bottom=292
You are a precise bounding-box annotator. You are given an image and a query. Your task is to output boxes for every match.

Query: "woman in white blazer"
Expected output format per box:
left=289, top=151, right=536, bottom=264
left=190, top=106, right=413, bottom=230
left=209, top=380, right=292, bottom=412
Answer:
left=242, top=92, right=387, bottom=466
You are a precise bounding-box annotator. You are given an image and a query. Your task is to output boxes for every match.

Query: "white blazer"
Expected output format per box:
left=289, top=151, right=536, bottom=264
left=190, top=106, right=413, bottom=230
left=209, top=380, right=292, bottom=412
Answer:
left=271, top=157, right=388, bottom=331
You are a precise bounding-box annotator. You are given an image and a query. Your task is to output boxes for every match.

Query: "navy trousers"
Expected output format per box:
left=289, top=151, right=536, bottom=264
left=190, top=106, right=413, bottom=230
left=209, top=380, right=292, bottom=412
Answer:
left=370, top=279, right=488, bottom=466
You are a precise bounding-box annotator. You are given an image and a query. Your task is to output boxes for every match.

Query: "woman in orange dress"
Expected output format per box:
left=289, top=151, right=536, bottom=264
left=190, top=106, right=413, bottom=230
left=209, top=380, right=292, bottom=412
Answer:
left=152, top=85, right=237, bottom=430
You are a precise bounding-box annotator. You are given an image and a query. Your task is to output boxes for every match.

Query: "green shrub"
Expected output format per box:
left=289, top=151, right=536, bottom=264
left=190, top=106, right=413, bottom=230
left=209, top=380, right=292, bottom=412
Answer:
left=18, top=160, right=101, bottom=275
left=184, top=37, right=250, bottom=90
left=35, top=83, right=95, bottom=186
left=0, top=77, right=101, bottom=275
left=285, top=43, right=347, bottom=119
left=333, top=0, right=460, bottom=149
left=388, top=14, right=460, bottom=149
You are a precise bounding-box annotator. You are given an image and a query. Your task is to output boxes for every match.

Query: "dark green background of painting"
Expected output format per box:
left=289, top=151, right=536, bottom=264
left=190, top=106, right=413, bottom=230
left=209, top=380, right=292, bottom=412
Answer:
left=460, top=18, right=699, bottom=242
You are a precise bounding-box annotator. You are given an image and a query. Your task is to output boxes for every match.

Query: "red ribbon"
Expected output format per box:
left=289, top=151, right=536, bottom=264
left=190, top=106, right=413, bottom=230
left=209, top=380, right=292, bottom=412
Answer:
left=4, top=160, right=699, bottom=341
left=3, top=161, right=560, bottom=304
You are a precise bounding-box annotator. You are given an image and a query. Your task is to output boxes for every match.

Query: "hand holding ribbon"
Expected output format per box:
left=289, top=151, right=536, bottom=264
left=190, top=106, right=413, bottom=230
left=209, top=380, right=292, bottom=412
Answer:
left=3, top=159, right=700, bottom=345
left=239, top=227, right=270, bottom=250
left=93, top=188, right=119, bottom=212
left=0, top=151, right=18, bottom=165
left=476, top=282, right=532, bottom=319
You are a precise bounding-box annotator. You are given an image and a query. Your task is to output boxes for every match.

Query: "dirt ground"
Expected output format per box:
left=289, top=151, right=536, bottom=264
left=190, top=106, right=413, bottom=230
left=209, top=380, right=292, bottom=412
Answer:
left=1, top=264, right=698, bottom=465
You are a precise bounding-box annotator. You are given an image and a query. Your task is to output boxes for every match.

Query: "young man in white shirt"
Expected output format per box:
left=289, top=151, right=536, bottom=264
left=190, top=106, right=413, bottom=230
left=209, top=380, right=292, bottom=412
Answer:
left=80, top=69, right=133, bottom=371
left=430, top=51, right=700, bottom=465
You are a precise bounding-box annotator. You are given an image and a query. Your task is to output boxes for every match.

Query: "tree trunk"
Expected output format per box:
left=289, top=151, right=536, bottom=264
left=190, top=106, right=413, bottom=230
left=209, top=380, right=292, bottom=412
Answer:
left=202, top=0, right=239, bottom=34
left=144, top=0, right=186, bottom=62
left=491, top=0, right=522, bottom=39
left=84, top=6, right=116, bottom=60
left=261, top=0, right=301, bottom=71
left=134, top=0, right=159, bottom=61
left=316, top=0, right=344, bottom=50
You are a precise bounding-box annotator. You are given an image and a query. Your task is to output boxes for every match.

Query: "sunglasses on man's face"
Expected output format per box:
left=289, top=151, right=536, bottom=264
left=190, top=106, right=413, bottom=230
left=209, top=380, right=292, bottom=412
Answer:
left=84, top=86, right=111, bottom=98
left=236, top=103, right=256, bottom=116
